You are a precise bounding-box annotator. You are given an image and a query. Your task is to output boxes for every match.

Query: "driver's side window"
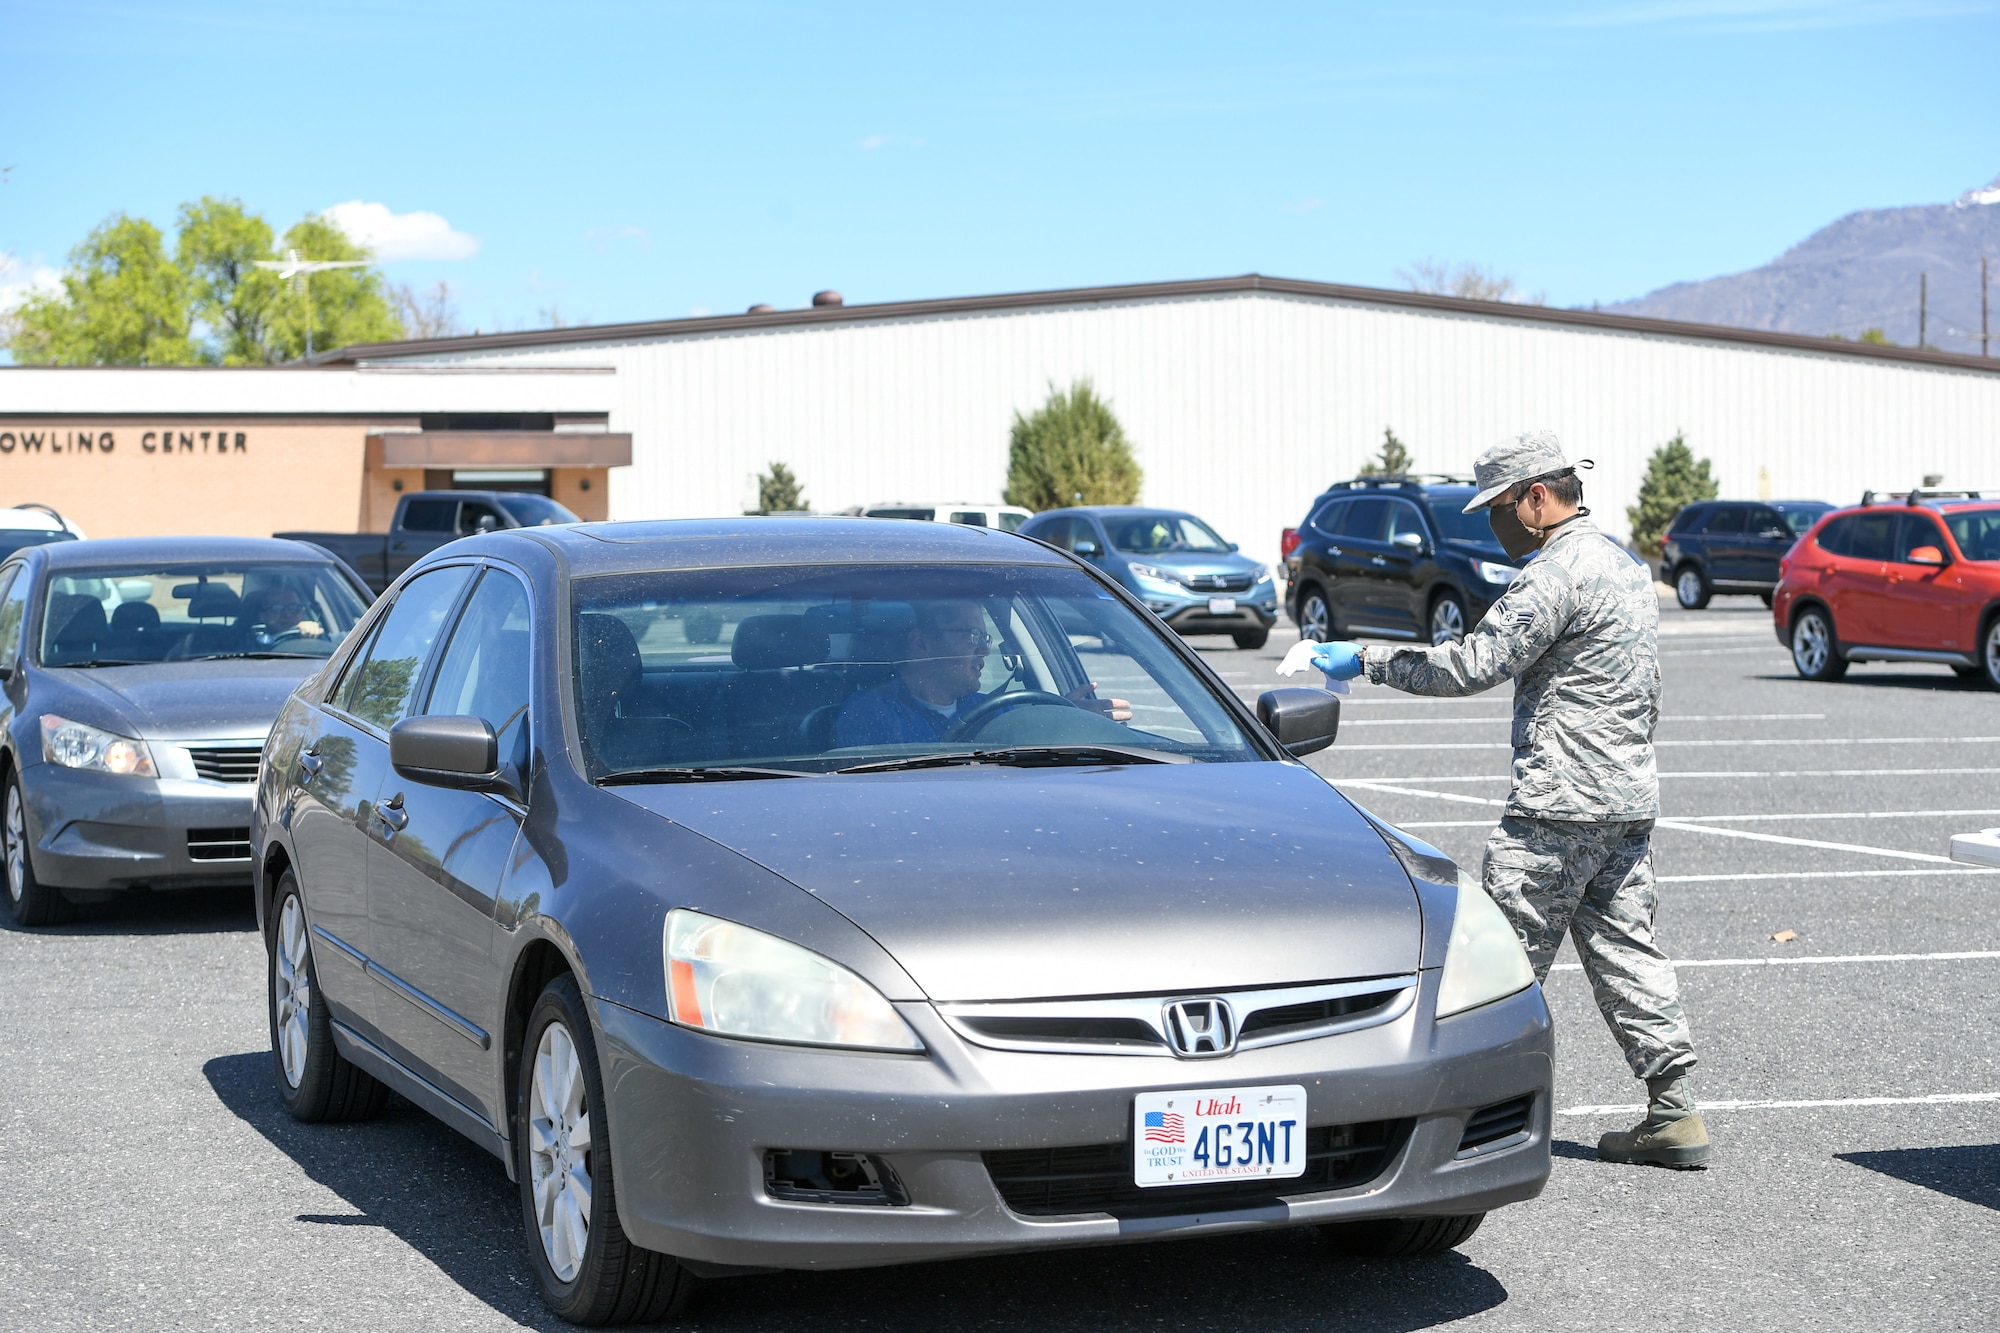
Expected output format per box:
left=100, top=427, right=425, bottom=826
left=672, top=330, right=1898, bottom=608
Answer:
left=334, top=565, right=475, bottom=733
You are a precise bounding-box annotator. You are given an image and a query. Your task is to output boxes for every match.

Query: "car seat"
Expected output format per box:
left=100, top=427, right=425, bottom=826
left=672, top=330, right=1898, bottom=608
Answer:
left=725, top=614, right=839, bottom=757
left=105, top=601, right=163, bottom=661
left=576, top=613, right=692, bottom=769
left=46, top=593, right=107, bottom=664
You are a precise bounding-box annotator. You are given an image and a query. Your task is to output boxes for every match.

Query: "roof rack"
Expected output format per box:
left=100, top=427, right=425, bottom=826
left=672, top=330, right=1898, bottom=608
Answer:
left=1324, top=473, right=1476, bottom=494
left=1860, top=487, right=1999, bottom=506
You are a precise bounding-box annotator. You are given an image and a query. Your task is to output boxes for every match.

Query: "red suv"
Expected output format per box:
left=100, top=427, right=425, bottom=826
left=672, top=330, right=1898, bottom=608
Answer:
left=1774, top=493, right=2000, bottom=687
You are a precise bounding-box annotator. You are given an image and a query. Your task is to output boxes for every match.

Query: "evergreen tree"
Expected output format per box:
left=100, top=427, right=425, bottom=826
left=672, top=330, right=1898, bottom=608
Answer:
left=1358, top=427, right=1413, bottom=477
left=756, top=462, right=807, bottom=513
left=1627, top=431, right=1719, bottom=558
left=1003, top=381, right=1142, bottom=511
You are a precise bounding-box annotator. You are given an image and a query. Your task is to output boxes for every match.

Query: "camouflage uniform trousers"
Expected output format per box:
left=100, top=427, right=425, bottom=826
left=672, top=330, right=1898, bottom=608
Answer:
left=1481, top=814, right=1696, bottom=1081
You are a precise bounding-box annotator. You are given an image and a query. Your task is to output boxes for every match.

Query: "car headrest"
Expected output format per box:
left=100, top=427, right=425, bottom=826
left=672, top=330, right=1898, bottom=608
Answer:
left=730, top=614, right=826, bottom=671
left=185, top=584, right=242, bottom=619
left=576, top=613, right=642, bottom=719
left=110, top=601, right=161, bottom=633
left=802, top=603, right=914, bottom=664
left=49, top=593, right=106, bottom=647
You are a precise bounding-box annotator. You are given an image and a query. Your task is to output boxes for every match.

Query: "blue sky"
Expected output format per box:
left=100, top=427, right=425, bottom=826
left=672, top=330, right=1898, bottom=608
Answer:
left=4, top=0, right=1997, bottom=334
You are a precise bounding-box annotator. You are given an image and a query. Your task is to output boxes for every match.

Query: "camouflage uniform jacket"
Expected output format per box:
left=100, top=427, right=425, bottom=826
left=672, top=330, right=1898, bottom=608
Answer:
left=1362, top=516, right=1661, bottom=820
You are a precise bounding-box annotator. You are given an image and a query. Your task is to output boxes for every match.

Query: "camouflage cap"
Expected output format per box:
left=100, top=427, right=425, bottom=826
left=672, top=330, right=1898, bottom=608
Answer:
left=1464, top=429, right=1572, bottom=513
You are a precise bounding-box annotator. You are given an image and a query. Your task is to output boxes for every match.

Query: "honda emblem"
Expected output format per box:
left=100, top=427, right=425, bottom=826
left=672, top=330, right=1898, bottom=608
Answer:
left=1163, top=998, right=1237, bottom=1058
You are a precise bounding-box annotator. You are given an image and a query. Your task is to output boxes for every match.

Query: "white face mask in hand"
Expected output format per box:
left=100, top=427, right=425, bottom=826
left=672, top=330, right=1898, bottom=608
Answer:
left=1277, top=639, right=1350, bottom=694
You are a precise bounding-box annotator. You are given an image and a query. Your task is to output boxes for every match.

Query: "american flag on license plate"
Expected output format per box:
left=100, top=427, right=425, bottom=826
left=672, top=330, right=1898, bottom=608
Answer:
left=1143, top=1110, right=1185, bottom=1144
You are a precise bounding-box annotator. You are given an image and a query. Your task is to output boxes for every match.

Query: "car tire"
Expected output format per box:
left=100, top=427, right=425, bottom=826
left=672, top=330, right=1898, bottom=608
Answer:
left=1982, top=615, right=2000, bottom=691
left=269, top=870, right=389, bottom=1123
left=1320, top=1213, right=1485, bottom=1257
left=1233, top=628, right=1270, bottom=650
left=1674, top=565, right=1711, bottom=610
left=1790, top=606, right=1847, bottom=682
left=1758, top=590, right=1774, bottom=608
left=1429, top=592, right=1467, bottom=645
left=5, top=774, right=70, bottom=927
left=519, top=973, right=697, bottom=1326
left=1295, top=585, right=1332, bottom=642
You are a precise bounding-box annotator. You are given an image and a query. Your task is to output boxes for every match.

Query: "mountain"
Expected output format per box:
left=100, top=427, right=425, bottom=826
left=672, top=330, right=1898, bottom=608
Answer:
left=1607, top=174, right=2000, bottom=353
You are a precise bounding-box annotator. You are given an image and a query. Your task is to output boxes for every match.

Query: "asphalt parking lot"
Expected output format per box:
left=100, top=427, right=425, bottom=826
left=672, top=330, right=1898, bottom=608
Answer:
left=2, top=594, right=1994, bottom=1331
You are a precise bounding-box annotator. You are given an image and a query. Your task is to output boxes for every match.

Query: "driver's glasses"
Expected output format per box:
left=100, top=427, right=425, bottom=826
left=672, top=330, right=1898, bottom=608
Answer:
left=927, top=626, right=990, bottom=650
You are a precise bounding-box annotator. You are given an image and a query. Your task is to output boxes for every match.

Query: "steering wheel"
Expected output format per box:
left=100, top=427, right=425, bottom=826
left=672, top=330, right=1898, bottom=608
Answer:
left=942, top=690, right=1075, bottom=741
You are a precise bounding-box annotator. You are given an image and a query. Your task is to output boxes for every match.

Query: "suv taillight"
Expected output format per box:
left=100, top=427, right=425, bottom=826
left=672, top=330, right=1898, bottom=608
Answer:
left=1280, top=527, right=1301, bottom=559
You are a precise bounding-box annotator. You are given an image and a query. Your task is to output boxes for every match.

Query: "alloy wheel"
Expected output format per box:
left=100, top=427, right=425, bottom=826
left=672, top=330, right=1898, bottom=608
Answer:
left=1676, top=568, right=1704, bottom=608
left=529, top=1021, right=595, bottom=1284
left=1987, top=619, right=2000, bottom=688
left=1430, top=598, right=1466, bottom=645
left=1794, top=613, right=1830, bottom=676
left=5, top=784, right=24, bottom=906
left=1299, top=592, right=1331, bottom=642
left=273, top=897, right=312, bottom=1088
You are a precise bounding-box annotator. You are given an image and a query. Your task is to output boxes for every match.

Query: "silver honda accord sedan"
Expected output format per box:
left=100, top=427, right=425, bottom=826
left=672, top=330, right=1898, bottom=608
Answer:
left=252, top=518, right=1551, bottom=1325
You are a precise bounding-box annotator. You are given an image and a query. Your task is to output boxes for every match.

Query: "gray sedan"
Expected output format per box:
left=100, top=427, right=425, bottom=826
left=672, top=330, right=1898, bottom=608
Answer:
left=2, top=536, right=371, bottom=926
left=252, top=518, right=1551, bottom=1326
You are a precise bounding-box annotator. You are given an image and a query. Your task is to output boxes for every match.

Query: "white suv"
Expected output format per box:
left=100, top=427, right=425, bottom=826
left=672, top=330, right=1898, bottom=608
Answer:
left=856, top=502, right=1032, bottom=532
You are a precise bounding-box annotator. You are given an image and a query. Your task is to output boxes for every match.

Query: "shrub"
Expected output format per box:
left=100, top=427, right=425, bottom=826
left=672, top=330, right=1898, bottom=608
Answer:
left=1358, top=427, right=1413, bottom=478
left=1627, top=431, right=1719, bottom=559
left=756, top=462, right=806, bottom=513
left=1003, top=381, right=1141, bottom=511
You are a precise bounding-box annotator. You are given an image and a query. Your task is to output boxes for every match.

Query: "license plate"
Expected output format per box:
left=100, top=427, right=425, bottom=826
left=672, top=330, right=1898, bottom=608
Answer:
left=1133, top=1084, right=1308, bottom=1188
left=1207, top=597, right=1237, bottom=615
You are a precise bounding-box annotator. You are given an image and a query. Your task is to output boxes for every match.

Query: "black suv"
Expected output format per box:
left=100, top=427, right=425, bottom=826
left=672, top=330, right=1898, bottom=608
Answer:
left=1659, top=500, right=1830, bottom=609
left=1282, top=476, right=1523, bottom=644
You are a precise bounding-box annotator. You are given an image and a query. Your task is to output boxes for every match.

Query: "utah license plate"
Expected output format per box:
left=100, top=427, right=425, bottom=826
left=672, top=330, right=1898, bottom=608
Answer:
left=1133, top=1084, right=1308, bottom=1188
left=1207, top=597, right=1237, bottom=614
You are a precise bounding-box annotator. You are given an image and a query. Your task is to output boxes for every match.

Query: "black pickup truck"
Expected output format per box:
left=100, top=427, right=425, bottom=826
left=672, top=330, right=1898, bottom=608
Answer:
left=278, top=490, right=580, bottom=595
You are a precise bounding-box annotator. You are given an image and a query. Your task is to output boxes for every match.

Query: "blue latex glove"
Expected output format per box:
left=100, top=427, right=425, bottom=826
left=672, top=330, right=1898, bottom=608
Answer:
left=1310, top=641, right=1366, bottom=682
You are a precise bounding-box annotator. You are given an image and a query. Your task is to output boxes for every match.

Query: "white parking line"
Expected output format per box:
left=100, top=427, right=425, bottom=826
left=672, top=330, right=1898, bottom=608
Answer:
left=1331, top=736, right=2000, bottom=752
left=1552, top=949, right=2000, bottom=971
left=1663, top=867, right=2000, bottom=882
left=1558, top=1092, right=2000, bottom=1116
left=1341, top=712, right=1826, bottom=728
left=1330, top=768, right=2000, bottom=783
left=1658, top=645, right=1788, bottom=656
left=1399, top=809, right=2000, bottom=831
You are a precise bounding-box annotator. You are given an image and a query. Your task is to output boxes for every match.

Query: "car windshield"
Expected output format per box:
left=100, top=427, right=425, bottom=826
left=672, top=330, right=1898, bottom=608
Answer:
left=1103, top=513, right=1230, bottom=554
left=498, top=494, right=580, bottom=526
left=0, top=529, right=76, bottom=560
left=1777, top=505, right=1829, bottom=535
left=1946, top=509, right=2000, bottom=561
left=570, top=562, right=1260, bottom=778
left=1426, top=500, right=1501, bottom=547
left=39, top=562, right=371, bottom=665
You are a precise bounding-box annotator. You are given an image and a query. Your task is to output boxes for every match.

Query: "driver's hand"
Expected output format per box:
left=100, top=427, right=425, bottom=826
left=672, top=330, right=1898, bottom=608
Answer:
left=296, top=620, right=325, bottom=638
left=1067, top=682, right=1133, bottom=724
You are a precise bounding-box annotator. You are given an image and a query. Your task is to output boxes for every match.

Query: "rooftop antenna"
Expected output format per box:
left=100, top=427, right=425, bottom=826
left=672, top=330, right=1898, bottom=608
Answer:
left=253, top=248, right=369, bottom=358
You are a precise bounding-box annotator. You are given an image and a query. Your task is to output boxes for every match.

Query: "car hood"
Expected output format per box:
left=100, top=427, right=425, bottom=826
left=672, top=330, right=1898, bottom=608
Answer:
left=609, top=761, right=1420, bottom=1002
left=42, top=659, right=324, bottom=741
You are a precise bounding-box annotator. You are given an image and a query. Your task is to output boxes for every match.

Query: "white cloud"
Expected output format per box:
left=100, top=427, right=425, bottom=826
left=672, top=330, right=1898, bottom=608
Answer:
left=0, top=253, right=62, bottom=312
left=320, top=200, right=480, bottom=261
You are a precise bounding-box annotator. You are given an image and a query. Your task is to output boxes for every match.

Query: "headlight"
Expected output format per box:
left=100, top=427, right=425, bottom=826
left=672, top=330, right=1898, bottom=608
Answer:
left=1126, top=563, right=1184, bottom=590
left=1249, top=563, right=1271, bottom=583
left=1435, top=871, right=1535, bottom=1018
left=664, top=909, right=923, bottom=1052
left=1475, top=560, right=1519, bottom=585
left=41, top=715, right=156, bottom=777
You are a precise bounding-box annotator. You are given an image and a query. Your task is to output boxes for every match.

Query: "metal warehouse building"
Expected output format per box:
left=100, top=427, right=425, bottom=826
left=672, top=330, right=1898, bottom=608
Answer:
left=323, top=275, right=2000, bottom=565
left=6, top=274, right=1997, bottom=561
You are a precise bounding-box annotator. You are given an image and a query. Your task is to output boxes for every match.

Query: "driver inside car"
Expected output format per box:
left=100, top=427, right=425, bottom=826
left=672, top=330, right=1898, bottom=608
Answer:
left=241, top=581, right=325, bottom=642
left=836, top=599, right=1131, bottom=748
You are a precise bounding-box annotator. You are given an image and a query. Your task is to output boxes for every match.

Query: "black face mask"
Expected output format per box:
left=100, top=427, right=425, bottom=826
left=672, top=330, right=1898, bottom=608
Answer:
left=1488, top=503, right=1540, bottom=562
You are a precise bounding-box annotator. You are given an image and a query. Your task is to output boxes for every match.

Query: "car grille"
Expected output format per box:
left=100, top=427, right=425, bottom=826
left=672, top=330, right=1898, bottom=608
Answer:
left=187, top=827, right=252, bottom=861
left=1457, top=1095, right=1534, bottom=1153
left=1183, top=573, right=1255, bottom=593
left=189, top=746, right=263, bottom=783
left=984, top=1119, right=1411, bottom=1218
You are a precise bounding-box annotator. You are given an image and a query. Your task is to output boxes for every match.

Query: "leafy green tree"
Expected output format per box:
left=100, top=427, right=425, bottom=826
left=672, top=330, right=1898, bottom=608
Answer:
left=755, top=462, right=807, bottom=513
left=1627, top=431, right=1720, bottom=559
left=1003, top=380, right=1142, bottom=511
left=262, top=214, right=402, bottom=360
left=8, top=214, right=196, bottom=365
left=1358, top=427, right=1413, bottom=477
left=177, top=196, right=288, bottom=364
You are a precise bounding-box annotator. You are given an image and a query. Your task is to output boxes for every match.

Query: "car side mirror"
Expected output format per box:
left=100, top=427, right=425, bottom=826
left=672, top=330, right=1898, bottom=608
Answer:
left=1391, top=530, right=1426, bottom=551
left=1072, top=540, right=1101, bottom=558
left=1257, top=688, right=1340, bottom=757
left=390, top=714, right=514, bottom=796
left=1907, top=545, right=1947, bottom=567
left=1227, top=542, right=1240, bottom=552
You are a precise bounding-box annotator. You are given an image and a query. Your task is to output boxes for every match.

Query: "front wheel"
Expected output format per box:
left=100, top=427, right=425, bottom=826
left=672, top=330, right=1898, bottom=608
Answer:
left=1295, top=586, right=1332, bottom=642
left=1233, top=628, right=1270, bottom=650
left=1790, top=607, right=1847, bottom=682
left=520, top=974, right=696, bottom=1325
left=5, top=775, right=69, bottom=927
left=1429, top=593, right=1467, bottom=645
left=269, top=871, right=388, bottom=1122
left=1674, top=565, right=1711, bottom=610
left=1982, top=617, right=2000, bottom=691
left=1321, top=1213, right=1485, bottom=1257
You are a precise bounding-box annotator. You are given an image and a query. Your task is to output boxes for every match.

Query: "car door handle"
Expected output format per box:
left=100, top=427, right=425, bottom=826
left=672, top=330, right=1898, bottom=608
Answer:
left=298, top=749, right=323, bottom=782
left=1326, top=545, right=1343, bottom=556
left=1369, top=556, right=1388, bottom=566
left=375, top=792, right=408, bottom=834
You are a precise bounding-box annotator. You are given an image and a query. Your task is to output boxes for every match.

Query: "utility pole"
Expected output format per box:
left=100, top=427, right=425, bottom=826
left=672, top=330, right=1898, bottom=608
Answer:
left=1984, top=256, right=1990, bottom=358
left=1918, top=272, right=1927, bottom=349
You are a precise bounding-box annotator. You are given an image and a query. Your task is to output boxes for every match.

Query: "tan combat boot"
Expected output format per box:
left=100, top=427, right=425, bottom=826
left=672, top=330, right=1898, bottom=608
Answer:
left=1597, top=1073, right=1711, bottom=1169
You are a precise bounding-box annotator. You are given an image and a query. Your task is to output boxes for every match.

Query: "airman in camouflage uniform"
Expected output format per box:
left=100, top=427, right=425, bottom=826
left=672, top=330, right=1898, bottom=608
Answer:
left=1309, top=431, right=1708, bottom=1169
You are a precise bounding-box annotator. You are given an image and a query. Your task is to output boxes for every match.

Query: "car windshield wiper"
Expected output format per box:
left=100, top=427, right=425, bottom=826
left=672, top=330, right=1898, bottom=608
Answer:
left=836, top=745, right=1188, bottom=775
left=51, top=658, right=147, bottom=668
left=596, top=766, right=814, bottom=786
left=186, top=651, right=327, bottom=661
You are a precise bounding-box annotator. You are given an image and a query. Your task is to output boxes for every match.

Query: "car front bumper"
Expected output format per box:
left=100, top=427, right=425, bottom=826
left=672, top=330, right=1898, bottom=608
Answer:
left=593, top=970, right=1553, bottom=1272
left=1144, top=589, right=1279, bottom=636
left=21, top=760, right=257, bottom=890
